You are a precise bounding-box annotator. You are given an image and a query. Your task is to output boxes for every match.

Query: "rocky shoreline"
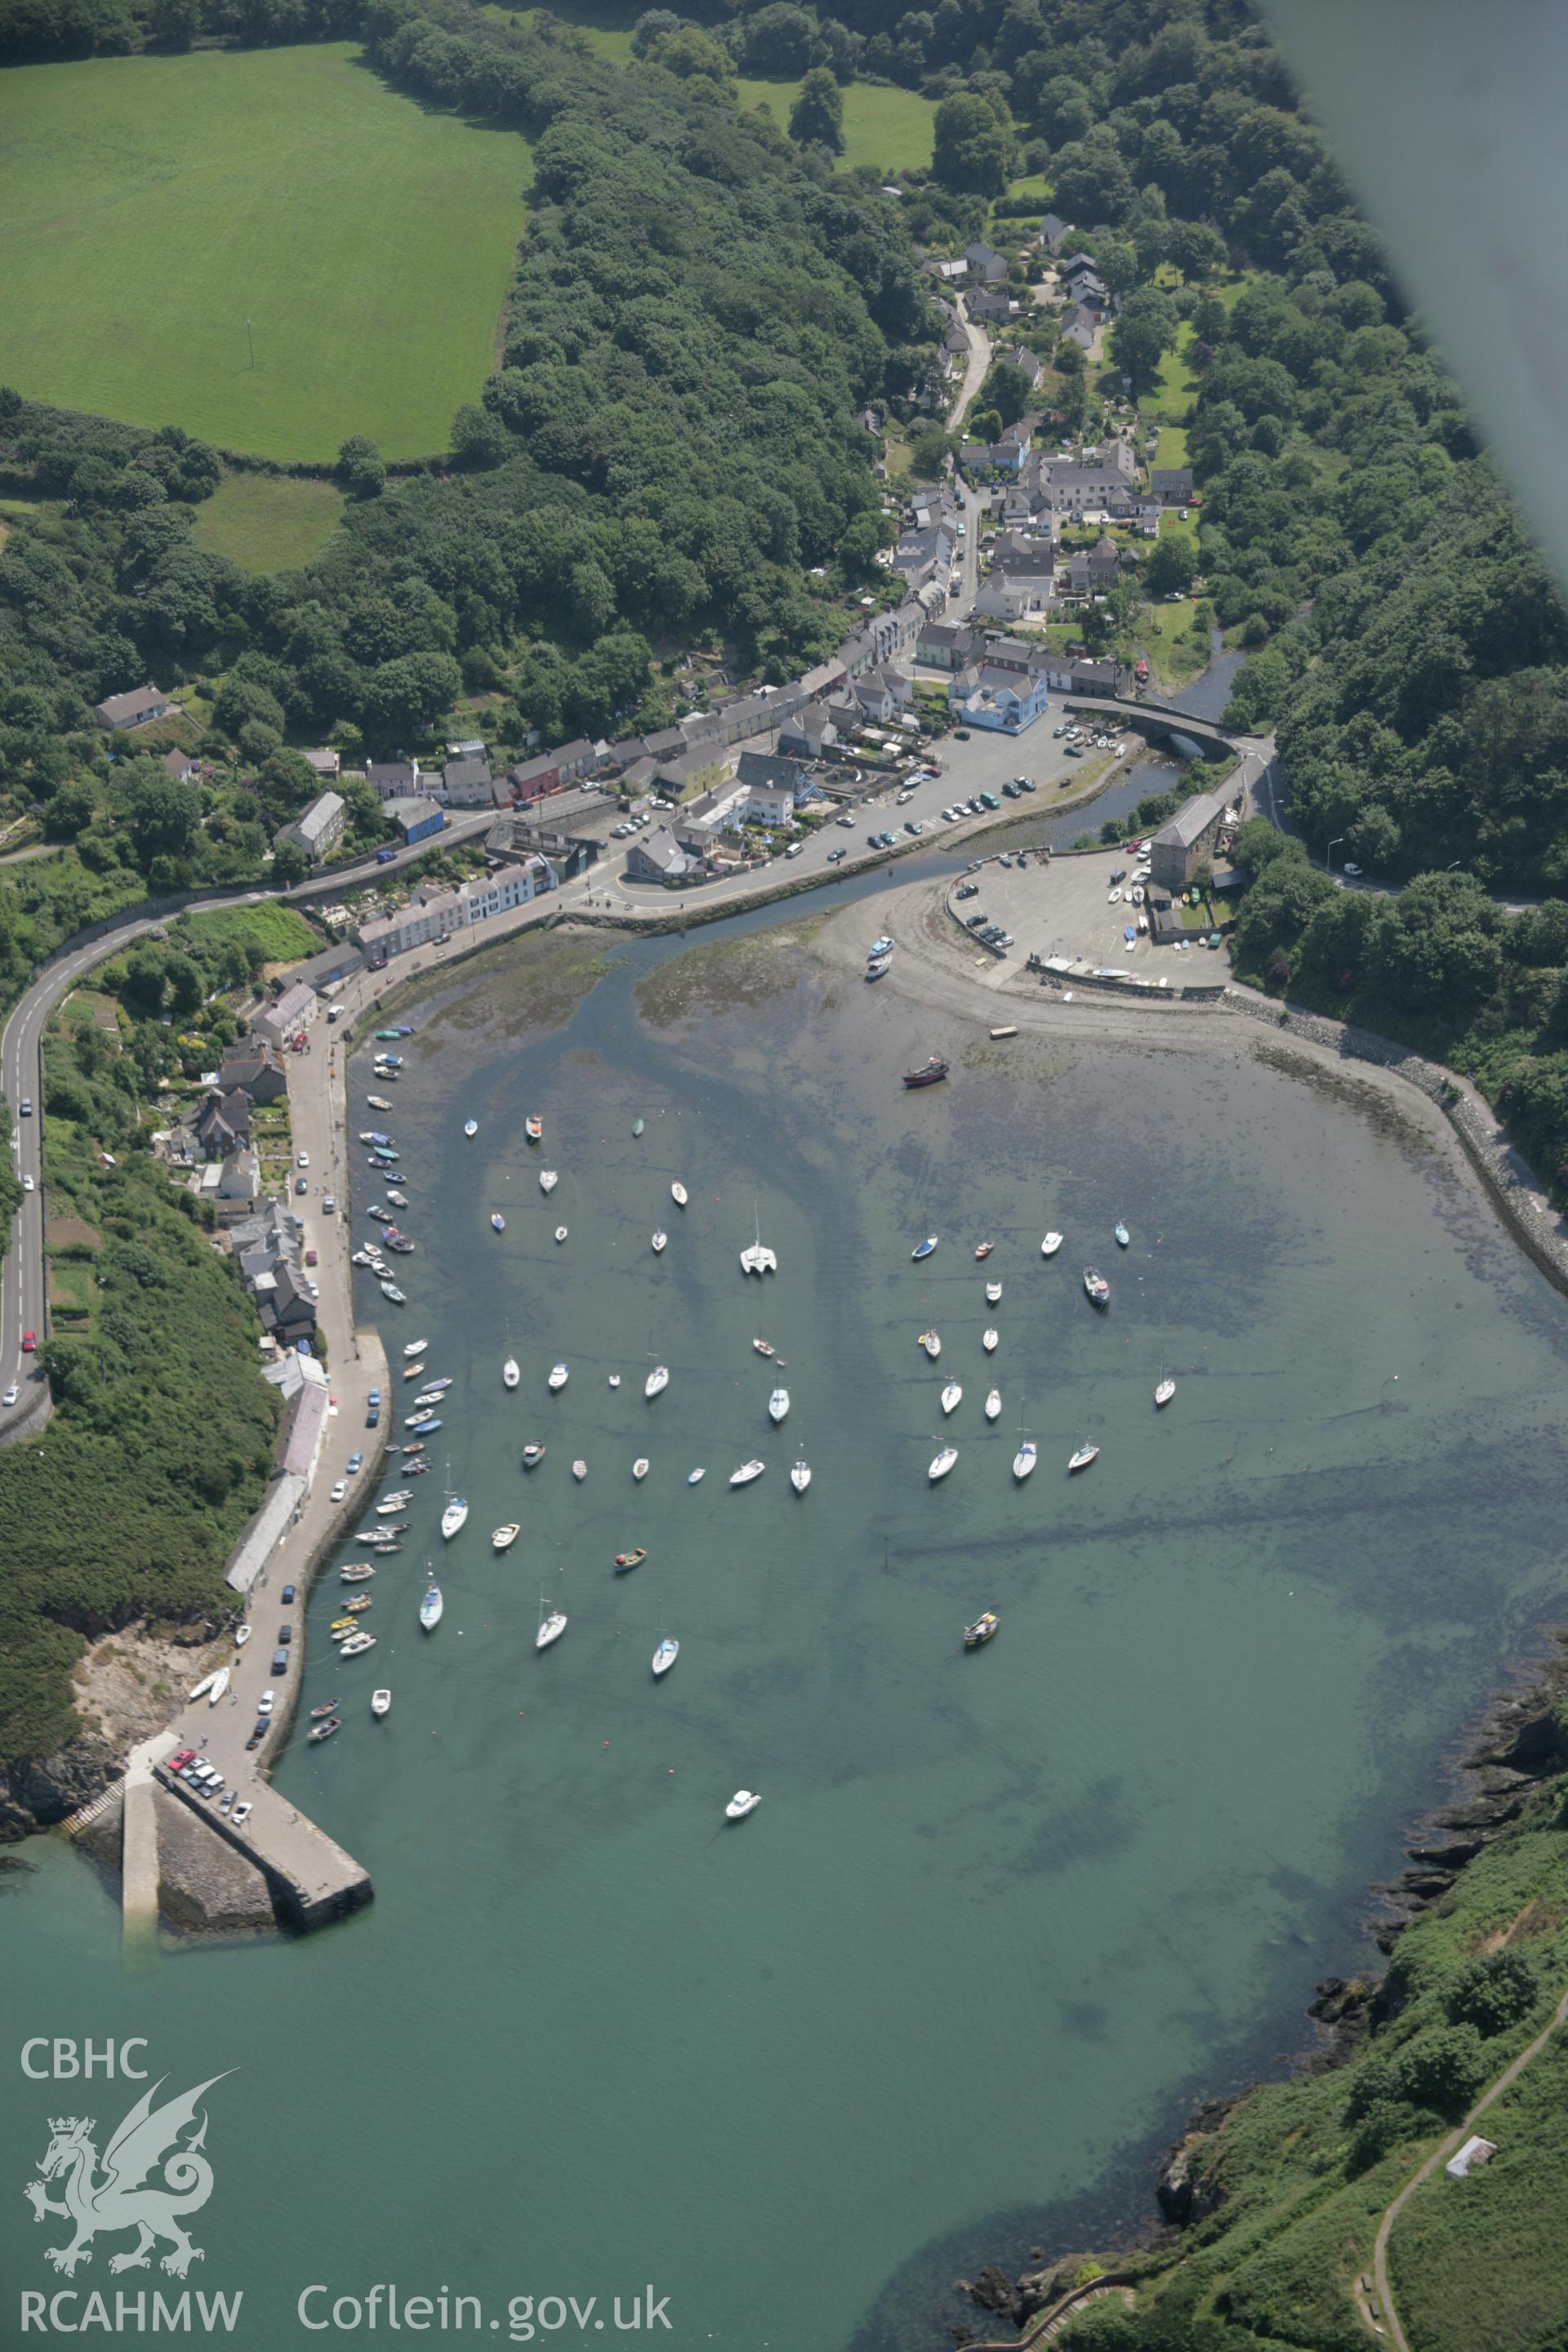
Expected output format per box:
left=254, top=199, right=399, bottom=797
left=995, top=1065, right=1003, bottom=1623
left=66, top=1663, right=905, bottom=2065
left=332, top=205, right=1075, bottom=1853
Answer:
left=948, top=1633, right=1568, bottom=2344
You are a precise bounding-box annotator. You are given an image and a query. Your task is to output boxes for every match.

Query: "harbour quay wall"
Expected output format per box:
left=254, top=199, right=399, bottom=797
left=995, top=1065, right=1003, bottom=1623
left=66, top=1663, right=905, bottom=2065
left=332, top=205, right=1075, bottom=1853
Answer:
left=155, top=1766, right=372, bottom=1932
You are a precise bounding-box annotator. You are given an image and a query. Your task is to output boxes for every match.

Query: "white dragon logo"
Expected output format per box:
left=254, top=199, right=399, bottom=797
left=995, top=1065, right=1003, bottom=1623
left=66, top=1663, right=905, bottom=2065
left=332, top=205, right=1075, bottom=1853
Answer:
left=24, top=2074, right=233, bottom=2278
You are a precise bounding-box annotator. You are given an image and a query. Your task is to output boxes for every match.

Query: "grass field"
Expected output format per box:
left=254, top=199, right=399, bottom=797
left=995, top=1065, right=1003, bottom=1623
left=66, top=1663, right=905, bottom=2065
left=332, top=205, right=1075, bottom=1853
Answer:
left=192, top=472, right=346, bottom=572
left=175, top=902, right=322, bottom=966
left=733, top=75, right=935, bottom=172
left=481, top=0, right=638, bottom=56
left=0, top=46, right=529, bottom=462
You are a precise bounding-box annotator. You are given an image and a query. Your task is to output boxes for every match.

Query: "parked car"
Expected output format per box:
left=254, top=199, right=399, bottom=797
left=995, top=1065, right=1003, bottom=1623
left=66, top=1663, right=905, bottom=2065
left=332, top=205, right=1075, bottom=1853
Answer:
left=270, top=1650, right=289, bottom=1674
left=903, top=819, right=922, bottom=836
left=258, top=1690, right=276, bottom=1717
left=233, top=1800, right=253, bottom=1825
left=322, top=1195, right=336, bottom=1215
left=954, top=728, right=971, bottom=740
left=956, top=882, right=978, bottom=900
left=296, top=1152, right=310, bottom=1169
left=331, top=1478, right=347, bottom=1502
left=246, top=1726, right=265, bottom=1750
left=1019, top=777, right=1036, bottom=791
left=1343, top=861, right=1363, bottom=877
left=282, top=1584, right=296, bottom=1603
left=305, top=1248, right=318, bottom=1267
left=826, top=848, right=848, bottom=865
left=296, top=1176, right=308, bottom=1196
left=376, top=847, right=397, bottom=864
left=835, top=813, right=855, bottom=829
left=169, top=1748, right=195, bottom=1772
left=346, top=1451, right=363, bottom=1473
left=965, top=912, right=988, bottom=929
left=784, top=842, right=804, bottom=859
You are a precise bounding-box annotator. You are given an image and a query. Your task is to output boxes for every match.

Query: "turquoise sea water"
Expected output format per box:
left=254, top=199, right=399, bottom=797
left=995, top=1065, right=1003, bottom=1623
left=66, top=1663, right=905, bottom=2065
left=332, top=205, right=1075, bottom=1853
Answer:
left=6, top=907, right=1568, bottom=2350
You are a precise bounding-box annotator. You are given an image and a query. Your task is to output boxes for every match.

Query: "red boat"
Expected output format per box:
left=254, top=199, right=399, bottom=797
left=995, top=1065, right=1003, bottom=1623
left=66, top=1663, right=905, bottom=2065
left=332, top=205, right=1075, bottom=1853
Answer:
left=903, top=1057, right=949, bottom=1089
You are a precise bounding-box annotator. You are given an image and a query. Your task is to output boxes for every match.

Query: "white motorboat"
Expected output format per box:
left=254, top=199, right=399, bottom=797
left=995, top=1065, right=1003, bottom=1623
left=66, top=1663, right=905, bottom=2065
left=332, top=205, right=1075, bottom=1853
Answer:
left=503, top=1356, right=520, bottom=1389
left=632, top=1457, right=650, bottom=1481
left=791, top=1456, right=811, bottom=1493
left=940, top=1379, right=962, bottom=1414
left=768, top=1387, right=790, bottom=1423
left=540, top=1169, right=559, bottom=1194
left=555, top=1226, right=568, bottom=1244
left=653, top=1638, right=679, bottom=1677
left=340, top=1564, right=376, bottom=1583
left=729, top=1459, right=765, bottom=1487
left=1040, top=1232, right=1063, bottom=1258
left=403, top=1339, right=428, bottom=1357
left=982, top=1327, right=999, bottom=1352
left=338, top=1630, right=377, bottom=1658
left=725, top=1790, right=761, bottom=1820
left=234, top=1624, right=251, bottom=1646
left=536, top=1604, right=568, bottom=1651
left=920, top=1329, right=941, bottom=1360
left=548, top=1362, right=570, bottom=1392
left=688, top=1467, right=706, bottom=1485
left=1013, top=1440, right=1036, bottom=1480
left=670, top=1182, right=688, bottom=1209
left=492, top=1523, right=520, bottom=1552
left=464, top=1118, right=479, bottom=1138
left=929, top=1445, right=958, bottom=1481
left=419, top=1585, right=443, bottom=1630
left=188, top=1671, right=220, bottom=1701
left=1068, top=1441, right=1099, bottom=1473
left=440, top=1494, right=469, bottom=1539
left=608, top=1374, right=621, bottom=1388
left=1114, top=1220, right=1130, bottom=1249
left=651, top=1231, right=667, bottom=1254
left=572, top=1459, right=586, bottom=1481
left=371, top=1688, right=391, bottom=1717
left=985, top=1280, right=1002, bottom=1305
left=367, top=1094, right=392, bottom=1111
left=645, top=1365, right=670, bottom=1401
left=206, top=1667, right=230, bottom=1706
left=1155, top=1372, right=1176, bottom=1408
left=984, top=1388, right=1002, bottom=1421
left=491, top=1214, right=506, bottom=1232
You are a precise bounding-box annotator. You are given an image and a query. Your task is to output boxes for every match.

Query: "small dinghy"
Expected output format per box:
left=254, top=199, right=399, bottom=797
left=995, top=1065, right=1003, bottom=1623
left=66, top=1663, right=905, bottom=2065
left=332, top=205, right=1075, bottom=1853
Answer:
left=688, top=1467, right=706, bottom=1486
left=984, top=1389, right=1001, bottom=1421
left=964, top=1611, right=999, bottom=1650
left=985, top=1280, right=1002, bottom=1305
left=308, top=1717, right=341, bottom=1744
left=540, top=1169, right=559, bottom=1194
left=725, top=1789, right=761, bottom=1821
left=632, top=1118, right=644, bottom=1138
left=671, top=1182, right=688, bottom=1208
left=310, top=1699, right=338, bottom=1720
left=522, top=1442, right=546, bottom=1470
left=525, top=1115, right=543, bottom=1143
left=982, top=1328, right=999, bottom=1353
left=371, top=1689, right=391, bottom=1717
left=491, top=1214, right=506, bottom=1232
left=464, top=1119, right=479, bottom=1138
left=973, top=1242, right=994, bottom=1260
left=653, top=1638, right=679, bottom=1677
left=1114, top=1220, right=1130, bottom=1249
left=572, top=1459, right=586, bottom=1481
left=492, top=1524, right=520, bottom=1552
left=920, top=1330, right=941, bottom=1360
left=608, top=1373, right=621, bottom=1388
left=651, top=1231, right=667, bottom=1254
left=632, top=1457, right=650, bottom=1481
left=555, top=1226, right=568, bottom=1244
left=615, top=1548, right=647, bottom=1571
left=940, top=1380, right=962, bottom=1415
left=1084, top=1267, right=1110, bottom=1309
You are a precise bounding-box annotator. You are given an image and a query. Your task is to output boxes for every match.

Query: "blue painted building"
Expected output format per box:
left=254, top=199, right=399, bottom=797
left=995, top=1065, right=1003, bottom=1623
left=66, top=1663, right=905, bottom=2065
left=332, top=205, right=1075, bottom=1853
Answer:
left=383, top=796, right=447, bottom=846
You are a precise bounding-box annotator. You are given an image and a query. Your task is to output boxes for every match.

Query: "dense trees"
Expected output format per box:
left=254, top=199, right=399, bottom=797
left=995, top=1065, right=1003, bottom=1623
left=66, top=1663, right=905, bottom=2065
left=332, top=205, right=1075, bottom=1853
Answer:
left=932, top=89, right=1013, bottom=195
left=789, top=62, right=841, bottom=150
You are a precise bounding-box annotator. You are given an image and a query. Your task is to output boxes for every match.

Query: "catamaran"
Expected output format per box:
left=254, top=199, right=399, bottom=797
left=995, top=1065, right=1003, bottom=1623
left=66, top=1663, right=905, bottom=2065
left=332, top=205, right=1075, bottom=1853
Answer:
left=739, top=1204, right=777, bottom=1276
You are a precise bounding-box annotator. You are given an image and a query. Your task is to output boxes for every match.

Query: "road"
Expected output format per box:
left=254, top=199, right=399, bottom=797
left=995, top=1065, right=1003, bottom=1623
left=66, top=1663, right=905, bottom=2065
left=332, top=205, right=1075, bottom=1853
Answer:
left=945, top=299, right=991, bottom=615
left=1370, top=1978, right=1568, bottom=2350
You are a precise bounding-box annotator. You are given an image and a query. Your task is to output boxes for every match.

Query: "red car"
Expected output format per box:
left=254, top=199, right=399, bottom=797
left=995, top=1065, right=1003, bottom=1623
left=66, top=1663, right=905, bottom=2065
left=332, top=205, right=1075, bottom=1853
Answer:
left=20, top=1330, right=35, bottom=1352
left=169, top=1748, right=196, bottom=1772
left=305, top=1249, right=318, bottom=1267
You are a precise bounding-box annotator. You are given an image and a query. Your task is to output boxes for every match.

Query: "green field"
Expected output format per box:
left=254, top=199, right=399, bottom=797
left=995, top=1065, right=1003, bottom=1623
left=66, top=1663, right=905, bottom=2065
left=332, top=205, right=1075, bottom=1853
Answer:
left=175, top=902, right=322, bottom=967
left=0, top=47, right=529, bottom=462
left=482, top=0, right=639, bottom=57
left=733, top=75, right=935, bottom=172
left=192, top=471, right=346, bottom=572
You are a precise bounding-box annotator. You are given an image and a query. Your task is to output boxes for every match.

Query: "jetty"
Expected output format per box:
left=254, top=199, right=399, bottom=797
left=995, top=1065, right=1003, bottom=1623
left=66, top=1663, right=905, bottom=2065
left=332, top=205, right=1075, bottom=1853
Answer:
left=153, top=1760, right=372, bottom=1931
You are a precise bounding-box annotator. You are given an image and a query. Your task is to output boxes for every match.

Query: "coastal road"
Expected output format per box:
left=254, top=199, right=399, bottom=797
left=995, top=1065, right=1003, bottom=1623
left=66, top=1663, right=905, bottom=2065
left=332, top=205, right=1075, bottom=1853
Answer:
left=0, top=813, right=500, bottom=1441
left=947, top=301, right=992, bottom=434
left=1369, top=1978, right=1568, bottom=2350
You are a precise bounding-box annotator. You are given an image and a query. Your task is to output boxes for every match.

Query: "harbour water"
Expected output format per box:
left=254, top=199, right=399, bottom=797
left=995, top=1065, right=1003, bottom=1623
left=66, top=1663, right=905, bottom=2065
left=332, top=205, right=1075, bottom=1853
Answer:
left=7, top=901, right=1568, bottom=2350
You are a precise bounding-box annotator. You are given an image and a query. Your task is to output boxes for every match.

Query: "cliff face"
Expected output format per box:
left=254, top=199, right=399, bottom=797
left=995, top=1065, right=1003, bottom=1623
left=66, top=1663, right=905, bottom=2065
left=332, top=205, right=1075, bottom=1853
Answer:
left=0, top=1733, right=119, bottom=1838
